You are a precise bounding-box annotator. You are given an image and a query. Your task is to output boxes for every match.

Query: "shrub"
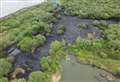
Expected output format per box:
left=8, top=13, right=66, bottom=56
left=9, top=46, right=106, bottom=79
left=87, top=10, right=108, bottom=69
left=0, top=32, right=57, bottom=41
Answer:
left=28, top=71, right=50, bottom=82
left=50, top=40, right=65, bottom=54
left=57, top=25, right=65, bottom=34
left=34, top=34, right=46, bottom=46
left=41, top=56, right=60, bottom=72
left=17, top=37, right=33, bottom=51
left=78, top=23, right=88, bottom=29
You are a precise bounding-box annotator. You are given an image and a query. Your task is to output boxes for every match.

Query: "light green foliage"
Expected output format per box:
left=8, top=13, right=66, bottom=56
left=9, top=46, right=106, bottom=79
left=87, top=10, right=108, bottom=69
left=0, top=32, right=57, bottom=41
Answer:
left=102, top=24, right=120, bottom=59
left=57, top=25, right=65, bottom=34
left=94, top=20, right=108, bottom=29
left=0, top=77, right=8, bottom=82
left=17, top=37, right=33, bottom=51
left=75, top=37, right=102, bottom=51
left=78, top=23, right=88, bottom=29
left=61, top=0, right=120, bottom=19
left=40, top=40, right=66, bottom=73
left=115, top=67, right=120, bottom=76
left=0, top=2, right=57, bottom=51
left=12, top=79, right=26, bottom=82
left=41, top=56, right=60, bottom=72
left=0, top=59, right=12, bottom=78
left=50, top=40, right=65, bottom=54
left=33, top=34, right=46, bottom=46
left=18, top=35, right=46, bottom=52
left=28, top=71, right=50, bottom=82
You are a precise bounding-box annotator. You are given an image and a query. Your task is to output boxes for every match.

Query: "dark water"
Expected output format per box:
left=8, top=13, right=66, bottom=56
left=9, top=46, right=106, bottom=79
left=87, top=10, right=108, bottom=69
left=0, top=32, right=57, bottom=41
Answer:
left=7, top=12, right=119, bottom=79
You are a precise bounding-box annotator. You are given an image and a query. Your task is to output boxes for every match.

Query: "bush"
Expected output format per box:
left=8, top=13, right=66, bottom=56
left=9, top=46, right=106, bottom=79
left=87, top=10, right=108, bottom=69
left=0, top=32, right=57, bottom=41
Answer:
left=57, top=25, right=65, bottom=34
left=50, top=40, right=65, bottom=54
left=78, top=23, right=88, bottom=29
left=40, top=56, right=60, bottom=72
left=0, top=59, right=12, bottom=78
left=17, top=37, right=33, bottom=51
left=28, top=71, right=50, bottom=82
left=34, top=34, right=46, bottom=46
left=18, top=35, right=46, bottom=52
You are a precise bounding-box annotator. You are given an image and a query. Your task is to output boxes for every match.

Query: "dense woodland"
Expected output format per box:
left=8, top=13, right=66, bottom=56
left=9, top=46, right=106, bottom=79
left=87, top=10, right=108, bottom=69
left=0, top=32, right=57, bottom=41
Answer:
left=0, top=0, right=120, bottom=82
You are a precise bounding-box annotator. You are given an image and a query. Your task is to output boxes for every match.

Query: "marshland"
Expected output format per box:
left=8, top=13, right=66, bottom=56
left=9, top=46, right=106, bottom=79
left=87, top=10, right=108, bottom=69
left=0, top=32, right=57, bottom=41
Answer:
left=0, top=0, right=120, bottom=82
